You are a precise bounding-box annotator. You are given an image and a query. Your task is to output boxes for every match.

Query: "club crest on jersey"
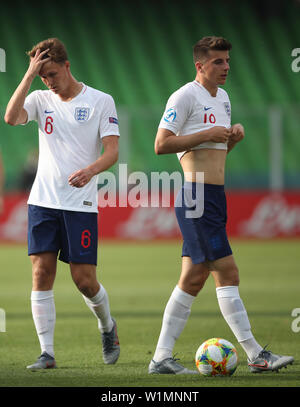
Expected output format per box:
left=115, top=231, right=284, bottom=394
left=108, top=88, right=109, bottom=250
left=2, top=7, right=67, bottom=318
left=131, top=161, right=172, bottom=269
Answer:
left=75, top=107, right=90, bottom=122
left=223, top=102, right=231, bottom=117
left=164, top=107, right=177, bottom=123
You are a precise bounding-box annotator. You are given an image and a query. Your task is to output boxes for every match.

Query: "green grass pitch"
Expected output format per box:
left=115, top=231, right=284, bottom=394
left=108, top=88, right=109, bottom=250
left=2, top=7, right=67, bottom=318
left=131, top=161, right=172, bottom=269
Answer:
left=0, top=240, right=299, bottom=387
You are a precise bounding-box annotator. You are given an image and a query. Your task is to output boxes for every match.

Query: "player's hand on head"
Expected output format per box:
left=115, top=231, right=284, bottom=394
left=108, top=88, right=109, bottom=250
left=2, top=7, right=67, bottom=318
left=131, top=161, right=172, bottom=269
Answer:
left=208, top=126, right=232, bottom=143
left=68, top=168, right=94, bottom=188
left=26, top=48, right=51, bottom=79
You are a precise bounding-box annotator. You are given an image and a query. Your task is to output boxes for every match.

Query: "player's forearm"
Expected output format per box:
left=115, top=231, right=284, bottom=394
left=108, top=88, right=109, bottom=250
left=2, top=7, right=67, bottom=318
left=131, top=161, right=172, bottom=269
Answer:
left=4, top=73, right=33, bottom=125
left=87, top=149, right=119, bottom=176
left=69, top=138, right=119, bottom=188
left=155, top=129, right=212, bottom=155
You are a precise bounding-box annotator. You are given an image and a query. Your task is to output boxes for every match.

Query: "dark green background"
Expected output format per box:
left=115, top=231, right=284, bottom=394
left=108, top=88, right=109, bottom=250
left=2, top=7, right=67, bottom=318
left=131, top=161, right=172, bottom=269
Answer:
left=1, top=0, right=299, bottom=189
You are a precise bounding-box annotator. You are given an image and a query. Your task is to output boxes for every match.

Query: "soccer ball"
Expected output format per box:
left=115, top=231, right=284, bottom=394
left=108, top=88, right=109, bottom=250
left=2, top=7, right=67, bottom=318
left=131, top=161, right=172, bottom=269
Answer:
left=195, top=337, right=238, bottom=376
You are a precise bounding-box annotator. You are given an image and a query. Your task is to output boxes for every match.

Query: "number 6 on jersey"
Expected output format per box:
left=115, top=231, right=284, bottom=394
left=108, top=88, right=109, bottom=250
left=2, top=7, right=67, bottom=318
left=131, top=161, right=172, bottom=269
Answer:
left=45, top=116, right=53, bottom=134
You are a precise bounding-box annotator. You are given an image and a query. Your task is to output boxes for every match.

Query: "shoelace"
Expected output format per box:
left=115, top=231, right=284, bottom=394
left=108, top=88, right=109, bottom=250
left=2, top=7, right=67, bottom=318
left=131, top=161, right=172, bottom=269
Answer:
left=170, top=354, right=182, bottom=364
left=258, top=344, right=271, bottom=358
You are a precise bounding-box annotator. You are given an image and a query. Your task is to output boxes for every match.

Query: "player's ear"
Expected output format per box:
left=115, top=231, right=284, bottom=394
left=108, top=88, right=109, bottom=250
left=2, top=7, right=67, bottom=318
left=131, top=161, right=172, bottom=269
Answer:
left=195, top=61, right=203, bottom=73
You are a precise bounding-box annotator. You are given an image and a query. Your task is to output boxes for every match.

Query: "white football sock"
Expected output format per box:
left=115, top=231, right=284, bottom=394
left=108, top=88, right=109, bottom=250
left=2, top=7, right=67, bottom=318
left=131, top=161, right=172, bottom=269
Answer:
left=31, top=290, right=56, bottom=358
left=82, top=284, right=114, bottom=333
left=216, top=285, right=263, bottom=361
left=153, top=285, right=196, bottom=362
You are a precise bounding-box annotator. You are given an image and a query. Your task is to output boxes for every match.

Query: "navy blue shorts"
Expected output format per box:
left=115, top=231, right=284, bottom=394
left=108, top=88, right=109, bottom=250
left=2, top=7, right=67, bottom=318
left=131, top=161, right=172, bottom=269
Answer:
left=175, top=182, right=232, bottom=264
left=28, top=205, right=98, bottom=265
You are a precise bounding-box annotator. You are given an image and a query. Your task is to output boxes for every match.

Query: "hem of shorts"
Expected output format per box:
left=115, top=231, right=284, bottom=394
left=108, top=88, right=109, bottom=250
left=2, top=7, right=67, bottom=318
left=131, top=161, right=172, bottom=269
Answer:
left=28, top=249, right=58, bottom=257
left=182, top=255, right=205, bottom=264
left=59, top=257, right=97, bottom=265
left=27, top=200, right=98, bottom=213
left=28, top=251, right=97, bottom=265
left=182, top=250, right=233, bottom=264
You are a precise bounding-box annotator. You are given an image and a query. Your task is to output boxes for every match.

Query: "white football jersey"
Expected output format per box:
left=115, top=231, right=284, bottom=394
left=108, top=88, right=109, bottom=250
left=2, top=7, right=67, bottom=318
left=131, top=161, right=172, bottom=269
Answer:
left=158, top=80, right=231, bottom=160
left=23, top=83, right=120, bottom=212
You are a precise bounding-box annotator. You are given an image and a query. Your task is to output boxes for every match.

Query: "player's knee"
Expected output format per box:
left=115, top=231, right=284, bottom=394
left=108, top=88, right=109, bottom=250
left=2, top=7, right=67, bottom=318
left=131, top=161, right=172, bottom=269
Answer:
left=180, top=269, right=209, bottom=296
left=219, top=267, right=240, bottom=287
left=231, top=275, right=240, bottom=286
left=32, top=266, right=55, bottom=289
left=70, top=264, right=98, bottom=296
left=73, top=275, right=95, bottom=297
left=228, top=266, right=240, bottom=286
left=193, top=271, right=210, bottom=292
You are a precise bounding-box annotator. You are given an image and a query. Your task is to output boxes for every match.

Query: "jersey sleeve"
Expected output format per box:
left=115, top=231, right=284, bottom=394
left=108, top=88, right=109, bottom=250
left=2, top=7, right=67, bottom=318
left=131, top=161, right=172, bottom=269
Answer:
left=158, top=89, right=193, bottom=134
left=99, top=95, right=120, bottom=138
left=22, top=91, right=38, bottom=124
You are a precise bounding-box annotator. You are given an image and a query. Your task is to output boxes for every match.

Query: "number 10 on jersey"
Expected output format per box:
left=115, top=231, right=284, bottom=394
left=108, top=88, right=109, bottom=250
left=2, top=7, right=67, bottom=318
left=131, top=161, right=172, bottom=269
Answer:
left=204, top=113, right=216, bottom=124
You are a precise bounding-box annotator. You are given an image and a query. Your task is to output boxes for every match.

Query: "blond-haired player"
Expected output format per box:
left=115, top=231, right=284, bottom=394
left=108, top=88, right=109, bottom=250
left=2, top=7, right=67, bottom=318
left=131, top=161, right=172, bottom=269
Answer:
left=5, top=38, right=120, bottom=369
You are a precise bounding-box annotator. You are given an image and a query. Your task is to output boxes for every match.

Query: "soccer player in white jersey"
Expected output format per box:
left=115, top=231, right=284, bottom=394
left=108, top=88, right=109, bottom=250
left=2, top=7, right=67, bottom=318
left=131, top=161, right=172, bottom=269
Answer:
left=149, top=36, right=294, bottom=374
left=4, top=38, right=120, bottom=369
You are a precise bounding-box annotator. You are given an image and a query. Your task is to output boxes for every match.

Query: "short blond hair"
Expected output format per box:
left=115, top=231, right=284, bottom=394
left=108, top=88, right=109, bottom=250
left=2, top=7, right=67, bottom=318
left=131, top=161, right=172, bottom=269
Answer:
left=27, top=38, right=68, bottom=64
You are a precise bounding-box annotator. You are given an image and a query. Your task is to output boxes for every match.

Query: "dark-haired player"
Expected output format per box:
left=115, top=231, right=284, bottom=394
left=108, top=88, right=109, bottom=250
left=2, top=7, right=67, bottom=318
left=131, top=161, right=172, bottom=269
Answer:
left=149, top=36, right=294, bottom=374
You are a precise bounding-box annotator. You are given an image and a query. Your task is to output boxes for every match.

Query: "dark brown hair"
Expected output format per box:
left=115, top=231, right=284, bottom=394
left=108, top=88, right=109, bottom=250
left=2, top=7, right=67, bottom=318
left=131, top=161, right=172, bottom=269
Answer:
left=193, top=36, right=232, bottom=63
left=27, top=38, right=68, bottom=64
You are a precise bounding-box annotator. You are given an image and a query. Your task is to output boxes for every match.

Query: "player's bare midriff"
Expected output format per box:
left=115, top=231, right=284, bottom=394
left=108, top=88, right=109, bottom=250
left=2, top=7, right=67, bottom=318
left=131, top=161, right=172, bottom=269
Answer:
left=180, top=148, right=227, bottom=185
